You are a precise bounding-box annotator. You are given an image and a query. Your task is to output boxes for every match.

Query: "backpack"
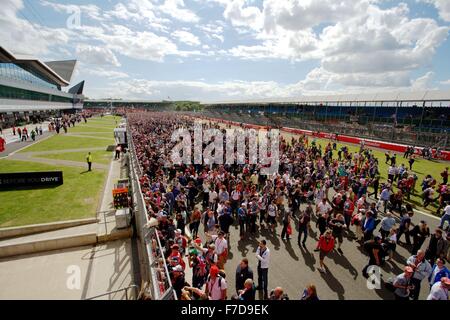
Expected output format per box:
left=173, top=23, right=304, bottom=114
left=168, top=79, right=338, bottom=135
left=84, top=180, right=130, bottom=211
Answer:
left=207, top=274, right=225, bottom=289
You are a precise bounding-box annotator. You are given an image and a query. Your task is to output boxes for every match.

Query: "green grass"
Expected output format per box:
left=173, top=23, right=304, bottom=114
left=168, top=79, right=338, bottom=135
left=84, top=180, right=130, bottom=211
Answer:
left=18, top=135, right=114, bottom=153
left=70, top=132, right=114, bottom=138
left=66, top=126, right=115, bottom=133
left=37, top=150, right=113, bottom=165
left=0, top=160, right=106, bottom=227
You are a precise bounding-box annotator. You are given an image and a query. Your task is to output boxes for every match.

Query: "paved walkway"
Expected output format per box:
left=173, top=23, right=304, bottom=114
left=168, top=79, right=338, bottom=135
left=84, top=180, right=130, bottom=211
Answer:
left=0, top=131, right=53, bottom=158
left=0, top=239, right=135, bottom=300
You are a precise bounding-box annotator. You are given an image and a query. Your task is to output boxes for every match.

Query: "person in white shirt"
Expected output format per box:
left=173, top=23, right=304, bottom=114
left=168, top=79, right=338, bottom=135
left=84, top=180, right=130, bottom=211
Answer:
left=427, top=277, right=450, bottom=300
left=316, top=198, right=332, bottom=217
left=207, top=231, right=228, bottom=269
left=205, top=265, right=227, bottom=300
left=267, top=201, right=278, bottom=231
left=209, top=189, right=218, bottom=211
left=256, top=240, right=270, bottom=299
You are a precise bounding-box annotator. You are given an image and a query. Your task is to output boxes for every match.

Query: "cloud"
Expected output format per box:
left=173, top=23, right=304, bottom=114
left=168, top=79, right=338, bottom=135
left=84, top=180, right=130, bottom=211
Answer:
left=223, top=0, right=263, bottom=30
left=420, top=0, right=450, bottom=22
left=173, top=30, right=201, bottom=46
left=40, top=0, right=105, bottom=21
left=159, top=0, right=200, bottom=23
left=105, top=1, right=170, bottom=32
left=75, top=44, right=121, bottom=67
left=199, top=22, right=226, bottom=43
left=0, top=0, right=71, bottom=56
left=82, top=66, right=129, bottom=79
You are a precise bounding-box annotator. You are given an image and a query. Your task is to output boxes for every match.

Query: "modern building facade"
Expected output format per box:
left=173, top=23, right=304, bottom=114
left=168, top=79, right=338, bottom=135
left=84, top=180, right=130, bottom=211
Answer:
left=0, top=46, right=84, bottom=127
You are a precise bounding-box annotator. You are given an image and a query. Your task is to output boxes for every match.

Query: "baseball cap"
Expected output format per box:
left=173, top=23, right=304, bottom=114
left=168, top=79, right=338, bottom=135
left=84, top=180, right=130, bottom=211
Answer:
left=175, top=229, right=182, bottom=234
left=210, top=265, right=219, bottom=276
left=194, top=238, right=202, bottom=245
left=171, top=244, right=180, bottom=250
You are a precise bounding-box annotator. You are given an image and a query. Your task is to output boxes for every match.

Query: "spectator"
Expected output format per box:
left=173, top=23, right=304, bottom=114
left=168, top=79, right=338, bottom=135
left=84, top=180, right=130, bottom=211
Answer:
left=300, top=284, right=319, bottom=301
left=362, top=236, right=383, bottom=278
left=235, top=258, right=254, bottom=293
left=427, top=277, right=450, bottom=300
left=406, top=250, right=432, bottom=300
left=393, top=266, right=415, bottom=300
left=205, top=265, right=227, bottom=300
left=236, top=279, right=256, bottom=301
left=315, top=229, right=335, bottom=273
left=206, top=230, right=228, bottom=270
left=428, top=258, right=450, bottom=288
left=410, top=220, right=430, bottom=255
left=379, top=212, right=396, bottom=240
left=425, top=228, right=447, bottom=265
left=256, top=240, right=270, bottom=299
left=298, top=204, right=312, bottom=248
left=269, top=287, right=289, bottom=300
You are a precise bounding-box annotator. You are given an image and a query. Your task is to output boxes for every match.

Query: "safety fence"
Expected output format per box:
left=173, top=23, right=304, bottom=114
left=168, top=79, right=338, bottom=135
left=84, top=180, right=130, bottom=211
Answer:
left=126, top=120, right=176, bottom=300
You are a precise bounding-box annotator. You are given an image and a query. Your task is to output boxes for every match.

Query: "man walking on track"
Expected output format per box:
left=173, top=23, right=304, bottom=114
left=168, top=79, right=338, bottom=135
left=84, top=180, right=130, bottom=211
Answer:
left=256, top=240, right=270, bottom=299
left=86, top=152, right=93, bottom=171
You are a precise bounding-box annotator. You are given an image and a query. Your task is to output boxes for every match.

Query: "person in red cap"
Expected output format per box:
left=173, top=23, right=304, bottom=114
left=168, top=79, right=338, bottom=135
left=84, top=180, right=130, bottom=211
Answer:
left=393, top=266, right=415, bottom=300
left=427, top=277, right=450, bottom=300
left=168, top=244, right=186, bottom=270
left=205, top=265, right=227, bottom=300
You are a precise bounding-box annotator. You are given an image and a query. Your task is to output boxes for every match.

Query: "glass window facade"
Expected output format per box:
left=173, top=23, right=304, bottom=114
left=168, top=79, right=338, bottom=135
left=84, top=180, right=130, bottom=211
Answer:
left=0, top=63, right=58, bottom=90
left=0, top=85, right=73, bottom=103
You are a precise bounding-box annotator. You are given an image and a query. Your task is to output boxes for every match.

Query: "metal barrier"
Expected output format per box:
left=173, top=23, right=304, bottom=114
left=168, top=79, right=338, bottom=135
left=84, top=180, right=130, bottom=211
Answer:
left=85, top=284, right=138, bottom=300
left=126, top=120, right=176, bottom=300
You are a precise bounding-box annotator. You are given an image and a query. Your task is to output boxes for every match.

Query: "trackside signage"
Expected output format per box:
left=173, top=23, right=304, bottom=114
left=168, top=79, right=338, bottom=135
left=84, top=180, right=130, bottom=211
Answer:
left=0, top=171, right=63, bottom=189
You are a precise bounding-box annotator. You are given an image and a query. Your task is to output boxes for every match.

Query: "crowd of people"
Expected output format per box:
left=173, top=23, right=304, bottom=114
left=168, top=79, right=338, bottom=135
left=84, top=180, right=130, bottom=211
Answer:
left=129, top=111, right=450, bottom=300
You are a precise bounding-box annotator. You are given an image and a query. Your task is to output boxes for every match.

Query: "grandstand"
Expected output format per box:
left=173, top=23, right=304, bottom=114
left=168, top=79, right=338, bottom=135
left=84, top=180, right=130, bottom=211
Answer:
left=0, top=46, right=84, bottom=127
left=200, top=90, right=450, bottom=150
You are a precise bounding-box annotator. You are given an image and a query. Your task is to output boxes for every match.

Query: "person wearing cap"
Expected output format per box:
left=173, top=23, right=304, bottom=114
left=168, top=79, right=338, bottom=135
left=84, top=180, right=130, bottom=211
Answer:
left=171, top=264, right=187, bottom=300
left=393, top=266, right=415, bottom=300
left=410, top=220, right=430, bottom=255
left=406, top=249, right=432, bottom=300
left=168, top=244, right=186, bottom=270
left=427, top=277, right=450, bottom=300
left=205, top=265, right=227, bottom=300
left=256, top=240, right=270, bottom=299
